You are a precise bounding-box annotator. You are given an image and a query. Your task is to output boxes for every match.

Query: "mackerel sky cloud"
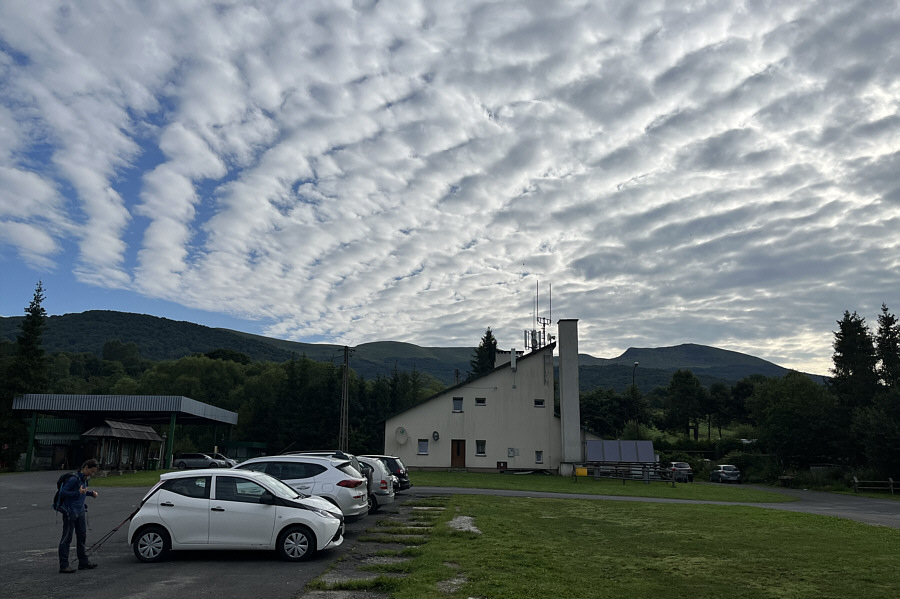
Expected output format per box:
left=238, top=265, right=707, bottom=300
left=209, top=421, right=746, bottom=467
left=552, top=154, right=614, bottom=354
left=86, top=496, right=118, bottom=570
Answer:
left=2, top=1, right=899, bottom=376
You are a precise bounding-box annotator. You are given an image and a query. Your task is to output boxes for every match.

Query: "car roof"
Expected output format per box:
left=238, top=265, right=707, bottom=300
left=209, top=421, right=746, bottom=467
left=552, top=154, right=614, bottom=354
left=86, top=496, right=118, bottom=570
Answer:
left=160, top=468, right=267, bottom=480
left=240, top=454, right=351, bottom=467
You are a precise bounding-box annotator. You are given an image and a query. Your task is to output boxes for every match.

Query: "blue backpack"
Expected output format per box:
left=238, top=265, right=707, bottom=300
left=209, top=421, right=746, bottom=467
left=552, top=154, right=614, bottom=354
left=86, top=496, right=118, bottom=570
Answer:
left=52, top=472, right=76, bottom=512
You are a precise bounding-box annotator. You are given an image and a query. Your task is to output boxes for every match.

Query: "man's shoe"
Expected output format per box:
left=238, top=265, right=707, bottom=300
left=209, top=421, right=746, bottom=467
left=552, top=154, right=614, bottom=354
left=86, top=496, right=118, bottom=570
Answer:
left=78, top=562, right=98, bottom=570
left=59, top=566, right=77, bottom=574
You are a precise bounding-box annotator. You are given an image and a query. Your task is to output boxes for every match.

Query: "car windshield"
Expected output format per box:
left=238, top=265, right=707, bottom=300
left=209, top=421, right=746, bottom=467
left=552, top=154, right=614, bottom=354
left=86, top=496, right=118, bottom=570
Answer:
left=722, top=465, right=738, bottom=471
left=247, top=472, right=304, bottom=499
left=393, top=457, right=407, bottom=471
left=673, top=462, right=689, bottom=469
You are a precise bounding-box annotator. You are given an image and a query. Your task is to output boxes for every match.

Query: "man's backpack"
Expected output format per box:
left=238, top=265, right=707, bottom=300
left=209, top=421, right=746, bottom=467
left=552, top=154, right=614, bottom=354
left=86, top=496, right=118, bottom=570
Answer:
left=52, top=472, right=76, bottom=513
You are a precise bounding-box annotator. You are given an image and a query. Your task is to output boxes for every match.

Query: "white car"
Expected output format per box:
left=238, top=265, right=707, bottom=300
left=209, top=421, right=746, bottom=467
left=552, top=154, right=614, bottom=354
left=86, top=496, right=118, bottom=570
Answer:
left=127, top=469, right=344, bottom=563
left=236, top=454, right=369, bottom=519
left=358, top=455, right=395, bottom=513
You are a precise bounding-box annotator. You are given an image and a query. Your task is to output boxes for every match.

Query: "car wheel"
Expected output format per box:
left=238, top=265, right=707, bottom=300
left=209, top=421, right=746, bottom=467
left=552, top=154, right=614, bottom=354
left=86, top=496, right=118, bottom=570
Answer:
left=176, top=461, right=187, bottom=469
left=277, top=525, right=316, bottom=562
left=133, top=526, right=170, bottom=563
left=368, top=494, right=379, bottom=514
left=209, top=462, right=218, bottom=468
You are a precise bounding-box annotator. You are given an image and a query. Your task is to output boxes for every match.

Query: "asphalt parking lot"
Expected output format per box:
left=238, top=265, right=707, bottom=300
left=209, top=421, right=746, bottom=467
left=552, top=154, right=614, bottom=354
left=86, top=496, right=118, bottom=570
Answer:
left=1, top=470, right=394, bottom=599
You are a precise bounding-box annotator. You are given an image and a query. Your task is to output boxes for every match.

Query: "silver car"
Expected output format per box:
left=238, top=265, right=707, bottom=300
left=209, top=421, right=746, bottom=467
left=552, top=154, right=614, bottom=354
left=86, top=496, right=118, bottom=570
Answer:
left=236, top=455, right=369, bottom=519
left=173, top=453, right=228, bottom=469
left=710, top=464, right=742, bottom=483
left=358, top=455, right=395, bottom=513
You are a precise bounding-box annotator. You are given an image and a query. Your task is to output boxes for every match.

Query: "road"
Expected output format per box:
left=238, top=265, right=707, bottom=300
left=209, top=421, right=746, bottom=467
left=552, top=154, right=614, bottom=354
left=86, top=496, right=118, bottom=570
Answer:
left=2, top=472, right=897, bottom=599
left=411, top=484, right=900, bottom=528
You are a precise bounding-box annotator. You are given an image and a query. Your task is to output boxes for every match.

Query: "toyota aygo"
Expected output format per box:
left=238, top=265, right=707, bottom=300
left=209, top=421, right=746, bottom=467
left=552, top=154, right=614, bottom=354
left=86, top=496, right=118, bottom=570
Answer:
left=128, top=469, right=344, bottom=563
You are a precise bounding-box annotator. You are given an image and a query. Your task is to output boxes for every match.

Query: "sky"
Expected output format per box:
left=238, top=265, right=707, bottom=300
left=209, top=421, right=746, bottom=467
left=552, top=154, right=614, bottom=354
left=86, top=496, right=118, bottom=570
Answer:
left=2, top=1, right=899, bottom=377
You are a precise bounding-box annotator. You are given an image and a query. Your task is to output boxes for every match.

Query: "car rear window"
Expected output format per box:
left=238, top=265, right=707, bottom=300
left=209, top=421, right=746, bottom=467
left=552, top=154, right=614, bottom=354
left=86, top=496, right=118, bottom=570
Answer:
left=337, top=462, right=362, bottom=477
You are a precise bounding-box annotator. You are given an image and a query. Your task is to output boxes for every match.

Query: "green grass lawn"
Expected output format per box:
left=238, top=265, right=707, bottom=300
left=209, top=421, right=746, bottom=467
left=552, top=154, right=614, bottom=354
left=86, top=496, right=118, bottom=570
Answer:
left=359, top=495, right=900, bottom=599
left=409, top=470, right=796, bottom=502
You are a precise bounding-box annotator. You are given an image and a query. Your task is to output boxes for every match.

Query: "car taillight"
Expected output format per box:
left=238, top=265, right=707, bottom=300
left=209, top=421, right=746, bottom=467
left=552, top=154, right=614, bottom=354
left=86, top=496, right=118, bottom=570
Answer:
left=379, top=480, right=388, bottom=490
left=337, top=479, right=365, bottom=488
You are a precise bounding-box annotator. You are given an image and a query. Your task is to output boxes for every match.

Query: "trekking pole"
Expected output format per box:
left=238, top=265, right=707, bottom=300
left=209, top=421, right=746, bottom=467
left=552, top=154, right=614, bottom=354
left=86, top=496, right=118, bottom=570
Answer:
left=85, top=507, right=140, bottom=556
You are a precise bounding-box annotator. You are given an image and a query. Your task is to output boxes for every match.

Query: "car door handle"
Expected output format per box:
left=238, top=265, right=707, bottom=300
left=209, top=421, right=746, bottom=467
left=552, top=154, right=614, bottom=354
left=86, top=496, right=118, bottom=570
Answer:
left=211, top=507, right=225, bottom=512
left=160, top=502, right=175, bottom=507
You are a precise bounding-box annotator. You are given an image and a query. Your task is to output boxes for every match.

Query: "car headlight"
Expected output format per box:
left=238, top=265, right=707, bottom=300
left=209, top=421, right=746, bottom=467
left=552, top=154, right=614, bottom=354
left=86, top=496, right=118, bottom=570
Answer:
left=312, top=508, right=340, bottom=520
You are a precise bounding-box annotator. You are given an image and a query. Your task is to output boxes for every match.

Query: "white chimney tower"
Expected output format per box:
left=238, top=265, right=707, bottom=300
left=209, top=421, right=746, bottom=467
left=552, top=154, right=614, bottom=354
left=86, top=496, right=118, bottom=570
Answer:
left=558, top=319, right=581, bottom=466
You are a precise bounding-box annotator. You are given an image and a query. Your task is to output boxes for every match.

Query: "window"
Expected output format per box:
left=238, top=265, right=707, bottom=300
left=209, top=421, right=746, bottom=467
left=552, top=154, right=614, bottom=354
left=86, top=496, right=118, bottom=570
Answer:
left=535, top=451, right=544, bottom=464
left=476, top=440, right=486, bottom=456
left=453, top=397, right=463, bottom=412
left=164, top=476, right=210, bottom=499
left=216, top=476, right=267, bottom=503
left=418, top=439, right=429, bottom=455
left=475, top=397, right=486, bottom=406
left=534, top=398, right=545, bottom=408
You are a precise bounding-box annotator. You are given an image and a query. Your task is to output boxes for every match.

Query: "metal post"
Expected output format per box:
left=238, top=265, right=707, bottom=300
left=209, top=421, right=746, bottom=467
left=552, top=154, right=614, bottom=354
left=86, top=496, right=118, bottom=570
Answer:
left=339, top=346, right=350, bottom=452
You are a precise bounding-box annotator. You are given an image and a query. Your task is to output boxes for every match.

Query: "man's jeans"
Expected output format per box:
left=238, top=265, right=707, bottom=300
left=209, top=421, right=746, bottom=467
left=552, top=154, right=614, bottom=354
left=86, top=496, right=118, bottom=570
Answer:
left=58, top=511, right=88, bottom=568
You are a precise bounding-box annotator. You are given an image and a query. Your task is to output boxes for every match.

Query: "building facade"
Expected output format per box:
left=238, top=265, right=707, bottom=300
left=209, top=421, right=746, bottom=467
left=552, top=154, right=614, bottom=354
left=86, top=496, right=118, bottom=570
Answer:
left=383, top=320, right=595, bottom=473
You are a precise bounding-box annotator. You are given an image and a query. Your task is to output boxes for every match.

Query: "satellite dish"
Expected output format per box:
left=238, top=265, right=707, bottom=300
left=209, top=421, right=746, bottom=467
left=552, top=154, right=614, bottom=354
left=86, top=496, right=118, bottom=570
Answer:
left=394, top=426, right=409, bottom=444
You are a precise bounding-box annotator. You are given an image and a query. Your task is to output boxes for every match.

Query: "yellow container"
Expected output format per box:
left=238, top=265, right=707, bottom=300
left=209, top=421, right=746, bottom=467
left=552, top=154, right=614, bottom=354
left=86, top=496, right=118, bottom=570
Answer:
left=575, top=467, right=588, bottom=477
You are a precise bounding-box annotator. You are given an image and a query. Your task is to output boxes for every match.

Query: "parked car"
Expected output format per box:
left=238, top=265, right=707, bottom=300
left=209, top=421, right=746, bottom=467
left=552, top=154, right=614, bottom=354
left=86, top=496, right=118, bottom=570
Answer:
left=358, top=455, right=395, bottom=513
left=710, top=464, right=742, bottom=483
left=173, top=453, right=228, bottom=469
left=667, top=461, right=694, bottom=482
left=127, top=469, right=344, bottom=563
left=208, top=452, right=238, bottom=467
left=360, top=454, right=411, bottom=491
left=236, top=454, right=369, bottom=519
left=283, top=450, right=367, bottom=483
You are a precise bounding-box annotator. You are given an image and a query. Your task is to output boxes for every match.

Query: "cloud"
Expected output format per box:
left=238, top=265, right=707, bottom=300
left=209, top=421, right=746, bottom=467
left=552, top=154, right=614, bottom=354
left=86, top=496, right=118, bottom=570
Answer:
left=2, top=0, right=900, bottom=376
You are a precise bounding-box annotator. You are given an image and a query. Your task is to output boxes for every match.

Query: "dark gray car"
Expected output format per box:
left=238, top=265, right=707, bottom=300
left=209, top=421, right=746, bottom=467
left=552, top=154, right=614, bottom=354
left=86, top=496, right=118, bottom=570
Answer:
left=173, top=452, right=228, bottom=469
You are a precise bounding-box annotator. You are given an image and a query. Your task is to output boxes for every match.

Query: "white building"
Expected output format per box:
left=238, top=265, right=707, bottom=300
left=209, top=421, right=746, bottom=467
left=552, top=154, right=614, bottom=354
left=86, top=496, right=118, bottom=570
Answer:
left=383, top=319, right=596, bottom=474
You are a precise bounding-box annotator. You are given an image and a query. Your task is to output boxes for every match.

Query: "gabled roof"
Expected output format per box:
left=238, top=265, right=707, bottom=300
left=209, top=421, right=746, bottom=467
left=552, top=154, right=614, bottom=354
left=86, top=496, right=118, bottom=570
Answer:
left=82, top=419, right=164, bottom=441
left=383, top=343, right=556, bottom=421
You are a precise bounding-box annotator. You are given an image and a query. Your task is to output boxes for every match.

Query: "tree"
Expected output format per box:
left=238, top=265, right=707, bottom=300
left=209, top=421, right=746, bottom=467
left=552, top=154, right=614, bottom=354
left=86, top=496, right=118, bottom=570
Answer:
left=0, top=282, right=49, bottom=469
left=665, top=370, right=704, bottom=439
left=875, top=304, right=900, bottom=390
left=469, top=327, right=498, bottom=378
left=707, top=382, right=730, bottom=438
left=830, top=310, right=878, bottom=410
left=748, top=372, right=841, bottom=469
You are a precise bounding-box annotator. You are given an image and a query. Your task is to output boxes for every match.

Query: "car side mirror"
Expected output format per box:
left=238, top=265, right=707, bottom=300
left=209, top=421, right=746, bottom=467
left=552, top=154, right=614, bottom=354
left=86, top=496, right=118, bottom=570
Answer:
left=259, top=492, right=276, bottom=505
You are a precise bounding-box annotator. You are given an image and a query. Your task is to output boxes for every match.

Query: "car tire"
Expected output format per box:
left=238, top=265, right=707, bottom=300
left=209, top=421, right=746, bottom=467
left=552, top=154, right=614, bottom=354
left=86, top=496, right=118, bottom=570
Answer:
left=209, top=462, right=218, bottom=468
left=176, top=461, right=187, bottom=469
left=133, top=525, right=171, bottom=563
left=277, top=525, right=316, bottom=562
left=368, top=494, right=379, bottom=514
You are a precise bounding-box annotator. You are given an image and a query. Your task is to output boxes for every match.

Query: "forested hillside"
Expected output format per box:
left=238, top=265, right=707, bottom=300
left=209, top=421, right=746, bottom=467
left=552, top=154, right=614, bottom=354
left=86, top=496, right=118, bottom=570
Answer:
left=0, top=310, right=809, bottom=390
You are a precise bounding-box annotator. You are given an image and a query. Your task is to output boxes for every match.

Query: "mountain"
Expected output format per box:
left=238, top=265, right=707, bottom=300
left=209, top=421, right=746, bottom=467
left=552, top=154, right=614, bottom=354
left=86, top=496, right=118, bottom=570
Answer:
left=0, top=310, right=821, bottom=390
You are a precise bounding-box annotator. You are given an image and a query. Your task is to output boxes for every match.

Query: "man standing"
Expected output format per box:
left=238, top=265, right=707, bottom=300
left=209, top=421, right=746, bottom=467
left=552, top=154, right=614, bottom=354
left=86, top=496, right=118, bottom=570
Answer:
left=58, top=458, right=100, bottom=573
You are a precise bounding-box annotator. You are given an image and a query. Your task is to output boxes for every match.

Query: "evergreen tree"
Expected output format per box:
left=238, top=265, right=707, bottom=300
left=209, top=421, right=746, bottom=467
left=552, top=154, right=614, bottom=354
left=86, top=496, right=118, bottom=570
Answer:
left=469, top=327, right=498, bottom=378
left=0, top=282, right=49, bottom=469
left=830, top=310, right=878, bottom=410
left=875, top=303, right=900, bottom=390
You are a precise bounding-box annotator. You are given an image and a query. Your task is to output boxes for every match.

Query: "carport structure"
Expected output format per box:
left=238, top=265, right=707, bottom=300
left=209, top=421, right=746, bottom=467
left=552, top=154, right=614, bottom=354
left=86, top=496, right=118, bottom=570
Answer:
left=12, top=394, right=238, bottom=471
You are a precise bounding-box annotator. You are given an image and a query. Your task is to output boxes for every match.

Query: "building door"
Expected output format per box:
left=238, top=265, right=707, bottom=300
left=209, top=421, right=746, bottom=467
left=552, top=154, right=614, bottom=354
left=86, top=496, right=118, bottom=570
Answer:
left=451, top=440, right=466, bottom=468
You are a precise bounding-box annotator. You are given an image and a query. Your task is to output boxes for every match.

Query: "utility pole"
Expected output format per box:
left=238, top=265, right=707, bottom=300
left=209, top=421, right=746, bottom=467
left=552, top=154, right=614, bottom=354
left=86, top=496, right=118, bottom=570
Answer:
left=339, top=346, right=351, bottom=452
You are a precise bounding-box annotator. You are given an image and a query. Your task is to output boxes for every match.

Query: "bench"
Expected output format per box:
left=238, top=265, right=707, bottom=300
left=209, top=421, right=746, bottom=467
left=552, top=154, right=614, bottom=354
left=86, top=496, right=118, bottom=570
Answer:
left=852, top=476, right=895, bottom=494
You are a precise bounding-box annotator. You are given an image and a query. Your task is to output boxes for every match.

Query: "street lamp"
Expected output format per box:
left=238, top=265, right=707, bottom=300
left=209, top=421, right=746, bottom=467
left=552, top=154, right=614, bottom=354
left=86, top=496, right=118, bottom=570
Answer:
left=632, top=361, right=639, bottom=389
